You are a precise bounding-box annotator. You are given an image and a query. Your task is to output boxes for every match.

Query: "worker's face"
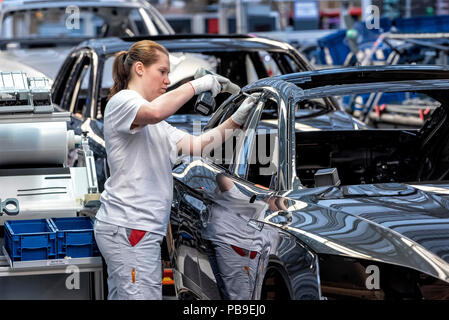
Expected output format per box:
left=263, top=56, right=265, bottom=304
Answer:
left=142, top=52, right=170, bottom=101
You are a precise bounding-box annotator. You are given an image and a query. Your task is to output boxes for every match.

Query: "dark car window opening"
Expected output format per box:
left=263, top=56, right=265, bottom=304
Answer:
left=203, top=96, right=246, bottom=171
left=295, top=90, right=445, bottom=187
left=282, top=54, right=304, bottom=74
left=204, top=91, right=278, bottom=184
left=52, top=56, right=78, bottom=106
left=269, top=52, right=293, bottom=75
left=59, top=53, right=92, bottom=114
left=69, top=58, right=93, bottom=117
left=246, top=98, right=279, bottom=189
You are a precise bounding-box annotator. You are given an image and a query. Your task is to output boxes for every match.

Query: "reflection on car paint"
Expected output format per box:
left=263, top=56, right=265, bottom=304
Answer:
left=172, top=159, right=321, bottom=299
left=171, top=66, right=449, bottom=300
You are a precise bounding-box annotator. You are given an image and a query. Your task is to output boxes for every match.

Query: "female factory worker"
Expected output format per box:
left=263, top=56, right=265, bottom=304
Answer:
left=93, top=40, right=256, bottom=300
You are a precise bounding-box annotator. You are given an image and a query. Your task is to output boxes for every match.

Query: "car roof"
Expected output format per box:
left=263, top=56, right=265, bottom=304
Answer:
left=242, top=65, right=449, bottom=103
left=76, top=35, right=299, bottom=57
left=272, top=65, right=449, bottom=89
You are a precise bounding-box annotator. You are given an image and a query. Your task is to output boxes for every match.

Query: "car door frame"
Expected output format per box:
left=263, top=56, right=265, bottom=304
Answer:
left=230, top=87, right=293, bottom=192
left=171, top=89, right=293, bottom=299
left=52, top=48, right=100, bottom=120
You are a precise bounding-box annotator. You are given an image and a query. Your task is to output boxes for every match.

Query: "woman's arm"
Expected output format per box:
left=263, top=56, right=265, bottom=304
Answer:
left=133, top=75, right=221, bottom=126
left=177, top=95, right=257, bottom=156
left=133, top=83, right=194, bottom=126
left=132, top=83, right=194, bottom=125
left=176, top=117, right=239, bottom=156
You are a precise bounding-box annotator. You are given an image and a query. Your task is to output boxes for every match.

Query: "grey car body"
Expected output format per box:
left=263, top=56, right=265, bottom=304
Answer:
left=0, top=0, right=174, bottom=79
left=169, top=65, right=449, bottom=300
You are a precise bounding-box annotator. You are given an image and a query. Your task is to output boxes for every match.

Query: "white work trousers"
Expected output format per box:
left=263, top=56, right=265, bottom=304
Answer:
left=93, top=219, right=163, bottom=300
left=213, top=241, right=260, bottom=300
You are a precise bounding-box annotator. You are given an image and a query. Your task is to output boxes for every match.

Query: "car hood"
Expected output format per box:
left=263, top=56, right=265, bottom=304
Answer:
left=269, top=183, right=449, bottom=282
left=0, top=47, right=71, bottom=79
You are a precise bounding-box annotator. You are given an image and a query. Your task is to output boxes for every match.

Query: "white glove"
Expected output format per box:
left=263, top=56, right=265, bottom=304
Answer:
left=214, top=75, right=232, bottom=92
left=188, top=74, right=221, bottom=97
left=231, top=94, right=259, bottom=126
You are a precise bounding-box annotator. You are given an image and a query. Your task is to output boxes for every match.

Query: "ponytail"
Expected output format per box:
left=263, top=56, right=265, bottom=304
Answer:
left=107, top=40, right=169, bottom=102
left=107, top=51, right=130, bottom=101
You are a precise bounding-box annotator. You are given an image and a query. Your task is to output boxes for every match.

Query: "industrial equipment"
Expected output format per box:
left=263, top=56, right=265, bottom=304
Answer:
left=0, top=71, right=100, bottom=225
left=0, top=71, right=103, bottom=300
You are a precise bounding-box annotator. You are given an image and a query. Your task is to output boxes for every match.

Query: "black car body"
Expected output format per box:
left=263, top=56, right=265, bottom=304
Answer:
left=52, top=34, right=314, bottom=122
left=169, top=65, right=449, bottom=300
left=52, top=35, right=365, bottom=190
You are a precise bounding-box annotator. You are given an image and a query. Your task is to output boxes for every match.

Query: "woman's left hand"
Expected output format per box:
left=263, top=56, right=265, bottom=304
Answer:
left=231, top=93, right=260, bottom=126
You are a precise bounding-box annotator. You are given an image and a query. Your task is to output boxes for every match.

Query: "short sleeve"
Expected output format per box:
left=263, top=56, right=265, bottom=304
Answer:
left=159, top=121, right=188, bottom=165
left=108, top=91, right=147, bottom=135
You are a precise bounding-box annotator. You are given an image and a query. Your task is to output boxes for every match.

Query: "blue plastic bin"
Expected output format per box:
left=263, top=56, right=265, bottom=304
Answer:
left=4, top=219, right=57, bottom=261
left=50, top=217, right=98, bottom=258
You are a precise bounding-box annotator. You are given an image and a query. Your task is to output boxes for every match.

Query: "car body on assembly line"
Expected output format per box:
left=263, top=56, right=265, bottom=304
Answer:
left=168, top=65, right=449, bottom=300
left=52, top=34, right=315, bottom=124
left=0, top=0, right=174, bottom=79
left=51, top=34, right=365, bottom=191
left=52, top=34, right=364, bottom=133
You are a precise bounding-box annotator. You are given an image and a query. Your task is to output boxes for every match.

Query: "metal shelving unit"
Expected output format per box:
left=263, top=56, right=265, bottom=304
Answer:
left=0, top=246, right=104, bottom=300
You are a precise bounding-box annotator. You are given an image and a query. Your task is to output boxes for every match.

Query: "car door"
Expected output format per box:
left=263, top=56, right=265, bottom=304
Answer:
left=171, top=90, right=284, bottom=299
left=52, top=49, right=96, bottom=117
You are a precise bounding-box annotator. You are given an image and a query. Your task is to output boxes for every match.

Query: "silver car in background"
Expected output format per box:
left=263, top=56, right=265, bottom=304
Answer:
left=0, top=0, right=174, bottom=79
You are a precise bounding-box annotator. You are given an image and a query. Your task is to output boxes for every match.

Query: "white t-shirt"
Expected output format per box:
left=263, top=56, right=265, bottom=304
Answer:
left=95, top=89, right=187, bottom=236
left=203, top=185, right=269, bottom=252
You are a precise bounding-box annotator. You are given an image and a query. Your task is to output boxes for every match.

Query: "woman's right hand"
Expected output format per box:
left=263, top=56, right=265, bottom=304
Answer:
left=188, top=74, right=221, bottom=97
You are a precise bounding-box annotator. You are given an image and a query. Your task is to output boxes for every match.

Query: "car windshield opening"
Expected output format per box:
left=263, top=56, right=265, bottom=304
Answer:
left=1, top=7, right=149, bottom=39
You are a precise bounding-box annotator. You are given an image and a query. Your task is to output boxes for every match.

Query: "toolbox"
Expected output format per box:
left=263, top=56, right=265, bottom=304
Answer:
left=49, top=217, right=98, bottom=259
left=4, top=219, right=57, bottom=261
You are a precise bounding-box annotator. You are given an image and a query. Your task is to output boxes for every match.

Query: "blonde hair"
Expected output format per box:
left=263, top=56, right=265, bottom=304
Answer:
left=108, top=40, right=169, bottom=101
